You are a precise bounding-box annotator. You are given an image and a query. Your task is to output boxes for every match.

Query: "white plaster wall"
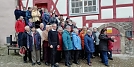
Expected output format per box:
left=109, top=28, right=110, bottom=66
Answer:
left=70, top=17, right=83, bottom=28
left=56, top=0, right=67, bottom=14
left=92, top=23, right=107, bottom=28
left=86, top=15, right=98, bottom=20
left=22, top=0, right=27, bottom=7
left=116, top=0, right=133, bottom=5
left=101, top=8, right=113, bottom=19
left=28, top=0, right=33, bottom=7
left=0, top=0, right=16, bottom=45
left=101, top=0, right=113, bottom=6
left=116, top=7, right=133, bottom=18
left=53, top=0, right=57, bottom=4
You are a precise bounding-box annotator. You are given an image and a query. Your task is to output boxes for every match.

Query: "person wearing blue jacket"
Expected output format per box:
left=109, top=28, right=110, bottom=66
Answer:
left=42, top=9, right=50, bottom=29
left=62, top=25, right=73, bottom=67
left=84, top=30, right=95, bottom=66
left=25, top=7, right=32, bottom=25
left=72, top=28, right=82, bottom=64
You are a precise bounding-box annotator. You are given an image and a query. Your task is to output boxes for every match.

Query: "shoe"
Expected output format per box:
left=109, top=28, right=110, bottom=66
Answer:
left=37, top=62, right=41, bottom=65
left=54, top=64, right=59, bottom=67
left=88, top=63, right=92, bottom=66
left=24, top=61, right=27, bottom=63
left=73, top=61, right=79, bottom=64
left=68, top=62, right=72, bottom=65
left=105, top=64, right=109, bottom=66
left=108, top=58, right=113, bottom=60
left=51, top=65, right=55, bottom=67
left=45, top=62, right=50, bottom=66
left=65, top=63, right=70, bottom=66
left=32, top=63, right=35, bottom=66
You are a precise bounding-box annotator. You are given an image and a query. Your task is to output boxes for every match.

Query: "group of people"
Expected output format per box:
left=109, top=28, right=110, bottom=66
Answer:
left=14, top=6, right=116, bottom=67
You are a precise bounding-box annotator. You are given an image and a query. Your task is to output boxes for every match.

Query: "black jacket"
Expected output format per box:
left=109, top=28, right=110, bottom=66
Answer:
left=99, top=34, right=114, bottom=51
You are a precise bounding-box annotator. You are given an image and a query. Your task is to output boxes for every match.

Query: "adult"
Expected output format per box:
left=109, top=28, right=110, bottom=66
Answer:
left=79, top=26, right=87, bottom=59
left=56, top=27, right=63, bottom=63
left=15, top=16, right=25, bottom=47
left=22, top=7, right=27, bottom=22
left=14, top=6, right=22, bottom=20
left=92, top=27, right=100, bottom=57
left=42, top=9, right=51, bottom=29
left=62, top=25, right=73, bottom=67
left=72, top=28, right=82, bottom=64
left=31, top=26, right=41, bottom=66
left=42, top=25, right=50, bottom=66
left=48, top=23, right=59, bottom=67
left=22, top=26, right=32, bottom=63
left=99, top=28, right=115, bottom=66
left=84, top=30, right=95, bottom=66
left=25, top=7, right=32, bottom=25
left=49, top=13, right=58, bottom=25
left=28, top=18, right=33, bottom=28
left=31, top=6, right=41, bottom=22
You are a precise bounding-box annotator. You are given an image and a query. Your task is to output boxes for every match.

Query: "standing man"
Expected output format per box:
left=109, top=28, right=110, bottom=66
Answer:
left=42, top=9, right=50, bottom=29
left=31, top=26, right=41, bottom=66
left=15, top=16, right=25, bottom=47
left=22, top=26, right=32, bottom=63
left=14, top=6, right=22, bottom=20
left=25, top=7, right=32, bottom=25
left=92, top=27, right=100, bottom=57
left=48, top=23, right=59, bottom=67
left=62, top=25, right=73, bottom=67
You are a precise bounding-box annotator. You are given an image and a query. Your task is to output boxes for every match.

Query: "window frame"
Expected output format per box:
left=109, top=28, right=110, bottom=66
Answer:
left=69, top=0, right=99, bottom=16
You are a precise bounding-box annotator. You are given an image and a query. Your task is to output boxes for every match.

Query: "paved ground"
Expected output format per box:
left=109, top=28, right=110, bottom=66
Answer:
left=0, top=47, right=134, bottom=67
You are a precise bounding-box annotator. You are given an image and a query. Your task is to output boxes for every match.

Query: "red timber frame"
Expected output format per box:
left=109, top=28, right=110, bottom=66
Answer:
left=18, top=0, right=29, bottom=10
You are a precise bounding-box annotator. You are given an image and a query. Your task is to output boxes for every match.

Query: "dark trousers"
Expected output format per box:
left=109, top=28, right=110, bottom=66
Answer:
left=73, top=50, right=80, bottom=62
left=94, top=45, right=100, bottom=56
left=80, top=49, right=87, bottom=59
left=56, top=51, right=62, bottom=63
left=23, top=49, right=32, bottom=61
left=18, top=32, right=23, bottom=48
left=87, top=52, right=92, bottom=64
left=101, top=51, right=108, bottom=65
left=64, top=50, right=71, bottom=64
left=50, top=47, right=57, bottom=65
left=43, top=41, right=50, bottom=63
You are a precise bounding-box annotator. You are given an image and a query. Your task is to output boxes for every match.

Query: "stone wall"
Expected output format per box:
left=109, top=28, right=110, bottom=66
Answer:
left=98, top=22, right=134, bottom=54
left=0, top=0, right=17, bottom=46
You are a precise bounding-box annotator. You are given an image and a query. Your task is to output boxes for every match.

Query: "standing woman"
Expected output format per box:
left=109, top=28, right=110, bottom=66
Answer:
left=31, top=6, right=41, bottom=26
left=84, top=30, right=95, bottom=66
left=79, top=26, right=87, bottom=59
left=72, top=28, right=82, bottom=64
left=99, top=28, right=115, bottom=66
left=56, top=26, right=63, bottom=63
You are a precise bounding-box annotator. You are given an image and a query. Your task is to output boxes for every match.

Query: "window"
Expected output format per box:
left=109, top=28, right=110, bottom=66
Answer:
left=69, top=0, right=99, bottom=16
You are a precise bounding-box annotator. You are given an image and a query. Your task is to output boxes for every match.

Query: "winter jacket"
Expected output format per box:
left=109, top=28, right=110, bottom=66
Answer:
left=25, top=10, right=32, bottom=24
left=31, top=10, right=41, bottom=22
left=14, top=9, right=22, bottom=20
left=62, top=30, right=73, bottom=50
left=29, top=31, right=41, bottom=51
left=49, top=17, right=58, bottom=25
left=79, top=30, right=87, bottom=49
left=84, top=34, right=95, bottom=53
left=57, top=32, right=63, bottom=51
left=42, top=12, right=50, bottom=24
left=99, top=34, right=114, bottom=51
left=15, top=20, right=25, bottom=33
left=72, top=32, right=82, bottom=50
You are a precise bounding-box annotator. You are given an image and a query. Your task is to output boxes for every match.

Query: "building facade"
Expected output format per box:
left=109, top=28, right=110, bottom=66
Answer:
left=16, top=0, right=134, bottom=54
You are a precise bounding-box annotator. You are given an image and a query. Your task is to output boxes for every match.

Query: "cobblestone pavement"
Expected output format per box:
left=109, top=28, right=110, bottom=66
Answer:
left=0, top=47, right=134, bottom=67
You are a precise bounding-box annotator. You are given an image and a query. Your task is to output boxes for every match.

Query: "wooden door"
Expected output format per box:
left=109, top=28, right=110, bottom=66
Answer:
left=35, top=3, right=48, bottom=9
left=106, top=27, right=121, bottom=54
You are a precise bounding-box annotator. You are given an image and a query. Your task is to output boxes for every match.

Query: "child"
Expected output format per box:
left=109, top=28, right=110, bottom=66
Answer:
left=28, top=18, right=33, bottom=28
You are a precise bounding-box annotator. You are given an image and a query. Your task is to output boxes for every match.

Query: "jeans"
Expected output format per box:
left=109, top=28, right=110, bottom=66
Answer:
left=101, top=51, right=108, bottom=65
left=64, top=50, right=71, bottom=64
left=18, top=32, right=23, bottom=48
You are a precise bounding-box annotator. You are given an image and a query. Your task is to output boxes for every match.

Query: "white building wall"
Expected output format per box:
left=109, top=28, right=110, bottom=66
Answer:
left=116, top=0, right=133, bottom=5
left=56, top=0, right=67, bottom=14
left=101, top=0, right=113, bottom=6
left=28, top=0, right=33, bottom=7
left=116, top=6, right=133, bottom=18
left=0, top=0, right=16, bottom=45
left=86, top=15, right=98, bottom=20
left=101, top=8, right=113, bottom=19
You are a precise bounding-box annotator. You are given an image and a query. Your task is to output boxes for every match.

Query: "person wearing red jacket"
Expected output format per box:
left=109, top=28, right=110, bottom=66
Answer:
left=15, top=16, right=26, bottom=47
left=56, top=26, right=63, bottom=64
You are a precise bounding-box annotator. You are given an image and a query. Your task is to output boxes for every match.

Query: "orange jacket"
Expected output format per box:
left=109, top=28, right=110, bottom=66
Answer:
left=57, top=33, right=62, bottom=51
left=79, top=30, right=86, bottom=49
